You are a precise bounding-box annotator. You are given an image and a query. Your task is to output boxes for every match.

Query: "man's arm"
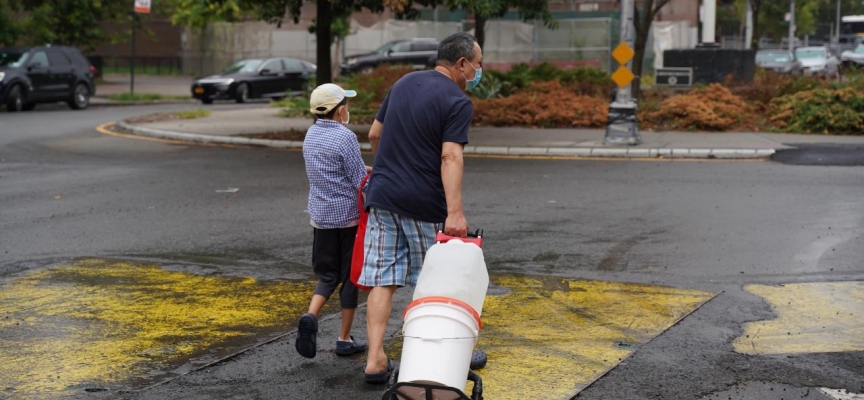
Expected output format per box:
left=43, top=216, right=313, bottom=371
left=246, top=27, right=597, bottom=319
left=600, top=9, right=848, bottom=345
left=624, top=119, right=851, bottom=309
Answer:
left=369, top=119, right=383, bottom=157
left=441, top=141, right=468, bottom=237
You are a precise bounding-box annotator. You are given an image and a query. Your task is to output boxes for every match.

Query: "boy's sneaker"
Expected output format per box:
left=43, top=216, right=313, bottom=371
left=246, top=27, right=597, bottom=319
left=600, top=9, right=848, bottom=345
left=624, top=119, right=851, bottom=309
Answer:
left=335, top=336, right=368, bottom=356
left=295, top=313, right=318, bottom=359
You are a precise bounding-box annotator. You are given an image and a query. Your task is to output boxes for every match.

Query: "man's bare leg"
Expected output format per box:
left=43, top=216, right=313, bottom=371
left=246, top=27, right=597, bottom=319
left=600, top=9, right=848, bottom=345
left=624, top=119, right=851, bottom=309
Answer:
left=365, top=285, right=397, bottom=374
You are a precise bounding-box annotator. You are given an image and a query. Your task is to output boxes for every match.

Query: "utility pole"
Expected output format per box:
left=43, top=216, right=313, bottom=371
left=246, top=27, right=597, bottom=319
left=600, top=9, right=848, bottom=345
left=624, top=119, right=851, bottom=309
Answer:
left=836, top=0, right=842, bottom=46
left=745, top=0, right=753, bottom=50
left=604, top=0, right=641, bottom=145
left=788, top=0, right=796, bottom=51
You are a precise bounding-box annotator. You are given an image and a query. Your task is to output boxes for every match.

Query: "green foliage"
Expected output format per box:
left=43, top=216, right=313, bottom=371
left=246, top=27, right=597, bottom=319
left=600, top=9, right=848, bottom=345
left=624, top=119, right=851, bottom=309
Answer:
left=13, top=0, right=132, bottom=52
left=443, top=0, right=555, bottom=29
left=275, top=96, right=312, bottom=118
left=167, top=0, right=248, bottom=28
left=770, top=88, right=864, bottom=135
left=108, top=93, right=190, bottom=102
left=175, top=108, right=212, bottom=119
left=478, top=63, right=613, bottom=98
left=471, top=72, right=517, bottom=100
left=0, top=0, right=23, bottom=46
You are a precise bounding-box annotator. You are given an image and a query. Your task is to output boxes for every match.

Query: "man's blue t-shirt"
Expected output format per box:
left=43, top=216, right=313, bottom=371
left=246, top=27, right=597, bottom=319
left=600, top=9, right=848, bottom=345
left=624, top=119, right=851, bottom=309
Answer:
left=366, top=70, right=473, bottom=223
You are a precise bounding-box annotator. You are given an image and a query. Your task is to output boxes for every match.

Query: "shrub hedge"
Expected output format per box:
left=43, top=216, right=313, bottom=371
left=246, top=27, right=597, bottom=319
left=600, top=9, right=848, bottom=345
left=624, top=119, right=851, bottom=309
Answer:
left=275, top=64, right=863, bottom=135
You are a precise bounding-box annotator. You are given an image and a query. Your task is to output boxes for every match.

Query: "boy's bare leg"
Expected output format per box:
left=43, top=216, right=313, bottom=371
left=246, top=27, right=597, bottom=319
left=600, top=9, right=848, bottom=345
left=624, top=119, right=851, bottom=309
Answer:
left=307, top=294, right=327, bottom=317
left=339, top=308, right=356, bottom=340
left=364, top=285, right=397, bottom=374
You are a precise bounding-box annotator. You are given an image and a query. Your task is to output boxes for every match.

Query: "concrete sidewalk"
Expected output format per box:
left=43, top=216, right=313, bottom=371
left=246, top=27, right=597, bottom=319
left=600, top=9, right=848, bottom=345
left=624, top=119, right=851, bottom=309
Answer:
left=114, top=106, right=864, bottom=159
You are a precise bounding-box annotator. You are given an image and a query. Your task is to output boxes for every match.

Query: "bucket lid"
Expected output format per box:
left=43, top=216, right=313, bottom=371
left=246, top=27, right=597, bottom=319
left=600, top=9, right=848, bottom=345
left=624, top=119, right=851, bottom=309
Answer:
left=403, top=296, right=482, bottom=330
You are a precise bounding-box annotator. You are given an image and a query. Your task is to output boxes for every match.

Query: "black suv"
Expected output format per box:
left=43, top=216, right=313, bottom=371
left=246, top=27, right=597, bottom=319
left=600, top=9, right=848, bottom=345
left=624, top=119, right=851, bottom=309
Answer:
left=0, top=45, right=96, bottom=112
left=340, top=38, right=439, bottom=75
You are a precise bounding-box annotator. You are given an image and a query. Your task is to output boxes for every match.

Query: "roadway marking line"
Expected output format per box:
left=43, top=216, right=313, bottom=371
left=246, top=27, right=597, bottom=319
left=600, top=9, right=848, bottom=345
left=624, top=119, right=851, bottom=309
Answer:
left=734, top=282, right=864, bottom=355
left=96, top=122, right=237, bottom=148
left=386, top=275, right=717, bottom=399
left=0, top=259, right=327, bottom=399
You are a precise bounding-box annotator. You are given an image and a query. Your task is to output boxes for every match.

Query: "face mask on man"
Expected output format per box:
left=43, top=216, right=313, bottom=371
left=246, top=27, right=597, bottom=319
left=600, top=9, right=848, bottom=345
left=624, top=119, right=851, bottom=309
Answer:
left=461, top=60, right=482, bottom=91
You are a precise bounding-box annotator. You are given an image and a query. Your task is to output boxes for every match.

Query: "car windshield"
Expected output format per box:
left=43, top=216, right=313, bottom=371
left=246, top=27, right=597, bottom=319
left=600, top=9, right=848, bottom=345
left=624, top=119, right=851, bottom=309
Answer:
left=375, top=42, right=398, bottom=54
left=794, top=49, right=825, bottom=59
left=223, top=59, right=263, bottom=74
left=0, top=51, right=27, bottom=68
left=856, top=45, right=864, bottom=54
left=756, top=52, right=791, bottom=63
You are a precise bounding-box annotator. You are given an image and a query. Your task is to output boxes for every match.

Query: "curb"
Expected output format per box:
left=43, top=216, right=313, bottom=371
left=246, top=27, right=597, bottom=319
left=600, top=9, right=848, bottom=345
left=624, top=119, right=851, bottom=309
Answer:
left=113, top=120, right=776, bottom=159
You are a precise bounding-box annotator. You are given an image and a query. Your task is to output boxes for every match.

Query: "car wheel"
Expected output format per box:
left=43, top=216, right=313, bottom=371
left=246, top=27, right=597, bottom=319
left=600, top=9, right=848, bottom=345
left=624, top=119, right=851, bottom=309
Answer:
left=234, top=83, right=249, bottom=103
left=5, top=85, right=24, bottom=112
left=272, top=96, right=285, bottom=101
left=22, top=103, right=36, bottom=111
left=201, top=98, right=214, bottom=105
left=68, top=83, right=90, bottom=110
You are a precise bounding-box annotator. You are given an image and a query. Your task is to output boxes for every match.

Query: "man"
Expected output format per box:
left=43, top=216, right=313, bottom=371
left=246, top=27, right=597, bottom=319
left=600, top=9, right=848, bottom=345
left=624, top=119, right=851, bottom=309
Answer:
left=357, top=32, right=482, bottom=384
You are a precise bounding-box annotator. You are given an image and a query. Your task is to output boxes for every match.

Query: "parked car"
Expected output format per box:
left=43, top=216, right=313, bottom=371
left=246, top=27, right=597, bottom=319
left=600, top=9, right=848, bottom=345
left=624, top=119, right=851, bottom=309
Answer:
left=793, top=46, right=840, bottom=78
left=340, top=38, right=439, bottom=75
left=0, top=45, right=97, bottom=112
left=755, top=50, right=803, bottom=75
left=191, top=57, right=316, bottom=104
left=840, top=43, right=864, bottom=67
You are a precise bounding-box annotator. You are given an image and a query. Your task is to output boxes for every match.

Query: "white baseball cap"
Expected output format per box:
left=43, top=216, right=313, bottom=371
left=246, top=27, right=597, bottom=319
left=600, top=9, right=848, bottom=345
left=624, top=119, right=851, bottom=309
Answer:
left=309, top=83, right=357, bottom=115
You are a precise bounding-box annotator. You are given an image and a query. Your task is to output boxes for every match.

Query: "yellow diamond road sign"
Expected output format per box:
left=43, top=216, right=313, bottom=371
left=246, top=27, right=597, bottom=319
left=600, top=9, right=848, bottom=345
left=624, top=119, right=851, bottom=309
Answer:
left=612, top=42, right=635, bottom=65
left=611, top=66, right=635, bottom=88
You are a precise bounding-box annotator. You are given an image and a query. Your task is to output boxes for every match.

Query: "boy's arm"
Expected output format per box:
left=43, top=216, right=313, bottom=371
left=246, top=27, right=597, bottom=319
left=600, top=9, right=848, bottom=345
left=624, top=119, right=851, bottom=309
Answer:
left=343, top=134, right=368, bottom=188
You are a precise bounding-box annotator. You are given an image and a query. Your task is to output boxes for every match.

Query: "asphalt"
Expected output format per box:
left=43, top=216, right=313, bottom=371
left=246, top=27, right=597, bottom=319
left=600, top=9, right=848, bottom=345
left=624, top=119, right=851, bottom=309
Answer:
left=96, top=74, right=864, bottom=160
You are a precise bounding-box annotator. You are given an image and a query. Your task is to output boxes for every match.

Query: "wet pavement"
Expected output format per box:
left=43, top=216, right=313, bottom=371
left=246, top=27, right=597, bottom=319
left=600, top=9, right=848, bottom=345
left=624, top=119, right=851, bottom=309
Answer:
left=0, top=259, right=716, bottom=399
left=0, top=258, right=333, bottom=398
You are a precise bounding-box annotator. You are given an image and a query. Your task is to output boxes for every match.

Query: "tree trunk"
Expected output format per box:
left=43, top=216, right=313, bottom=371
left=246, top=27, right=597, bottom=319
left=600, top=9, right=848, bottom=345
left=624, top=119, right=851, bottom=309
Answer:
left=474, top=14, right=486, bottom=51
left=750, top=1, right=761, bottom=52
left=631, top=0, right=654, bottom=100
left=632, top=23, right=649, bottom=99
left=316, top=0, right=332, bottom=85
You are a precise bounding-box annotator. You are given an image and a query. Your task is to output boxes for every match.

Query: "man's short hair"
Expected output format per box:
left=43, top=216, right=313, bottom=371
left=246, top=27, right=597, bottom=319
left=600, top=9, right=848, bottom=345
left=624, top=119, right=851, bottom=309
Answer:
left=318, top=98, right=346, bottom=120
left=437, top=32, right=477, bottom=66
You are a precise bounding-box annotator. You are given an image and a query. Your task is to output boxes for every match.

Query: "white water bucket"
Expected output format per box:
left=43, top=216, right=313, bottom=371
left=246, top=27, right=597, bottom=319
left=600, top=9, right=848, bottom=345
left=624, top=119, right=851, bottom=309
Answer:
left=397, top=297, right=481, bottom=390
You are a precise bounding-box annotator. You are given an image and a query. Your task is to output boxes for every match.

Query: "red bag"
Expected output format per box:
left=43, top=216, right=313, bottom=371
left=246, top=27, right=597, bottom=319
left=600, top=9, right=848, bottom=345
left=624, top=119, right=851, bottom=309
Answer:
left=350, top=173, right=372, bottom=290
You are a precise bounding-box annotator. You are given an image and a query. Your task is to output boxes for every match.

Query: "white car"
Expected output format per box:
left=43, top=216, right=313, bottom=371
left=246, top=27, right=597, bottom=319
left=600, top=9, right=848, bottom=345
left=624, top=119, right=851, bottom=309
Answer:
left=794, top=46, right=840, bottom=78
left=841, top=44, right=864, bottom=67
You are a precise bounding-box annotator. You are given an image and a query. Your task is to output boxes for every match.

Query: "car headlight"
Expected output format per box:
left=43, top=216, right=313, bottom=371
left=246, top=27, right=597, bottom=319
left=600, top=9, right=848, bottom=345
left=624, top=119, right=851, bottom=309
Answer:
left=197, top=78, right=234, bottom=85
left=0, top=72, right=5, bottom=82
left=810, top=65, right=825, bottom=71
left=346, top=58, right=358, bottom=66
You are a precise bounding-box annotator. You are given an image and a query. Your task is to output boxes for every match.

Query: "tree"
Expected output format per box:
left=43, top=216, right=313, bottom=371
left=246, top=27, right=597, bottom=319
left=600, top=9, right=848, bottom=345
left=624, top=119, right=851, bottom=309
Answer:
left=167, top=0, right=249, bottom=27
left=16, top=0, right=133, bottom=52
left=198, top=0, right=409, bottom=85
left=632, top=0, right=674, bottom=99
left=0, top=0, right=23, bottom=46
left=443, top=0, right=555, bottom=52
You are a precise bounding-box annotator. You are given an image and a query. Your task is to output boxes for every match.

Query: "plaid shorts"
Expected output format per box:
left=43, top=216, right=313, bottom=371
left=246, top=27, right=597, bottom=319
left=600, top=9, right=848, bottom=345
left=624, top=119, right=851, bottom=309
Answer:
left=357, top=207, right=441, bottom=288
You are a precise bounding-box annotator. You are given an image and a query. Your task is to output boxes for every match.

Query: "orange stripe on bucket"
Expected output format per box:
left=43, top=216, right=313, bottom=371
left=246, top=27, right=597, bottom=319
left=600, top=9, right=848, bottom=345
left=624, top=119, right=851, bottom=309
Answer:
left=403, top=296, right=482, bottom=329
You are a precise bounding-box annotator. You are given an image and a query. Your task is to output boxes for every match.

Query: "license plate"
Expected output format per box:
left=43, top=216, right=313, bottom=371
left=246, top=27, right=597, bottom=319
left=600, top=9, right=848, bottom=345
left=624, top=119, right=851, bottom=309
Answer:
left=194, top=87, right=204, bottom=94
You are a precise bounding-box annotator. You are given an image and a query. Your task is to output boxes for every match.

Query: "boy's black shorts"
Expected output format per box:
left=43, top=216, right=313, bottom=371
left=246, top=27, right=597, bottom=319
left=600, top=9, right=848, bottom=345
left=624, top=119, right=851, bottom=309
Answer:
left=312, top=226, right=359, bottom=309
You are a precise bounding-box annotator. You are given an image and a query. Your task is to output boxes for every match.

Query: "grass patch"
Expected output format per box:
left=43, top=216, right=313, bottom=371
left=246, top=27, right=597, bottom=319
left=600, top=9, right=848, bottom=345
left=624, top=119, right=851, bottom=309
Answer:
left=108, top=92, right=190, bottom=102
left=175, top=108, right=211, bottom=119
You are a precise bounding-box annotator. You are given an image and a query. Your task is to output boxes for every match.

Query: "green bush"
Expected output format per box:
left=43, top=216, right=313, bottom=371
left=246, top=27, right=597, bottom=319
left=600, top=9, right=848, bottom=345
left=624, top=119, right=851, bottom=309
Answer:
left=481, top=63, right=613, bottom=98
left=770, top=87, right=864, bottom=134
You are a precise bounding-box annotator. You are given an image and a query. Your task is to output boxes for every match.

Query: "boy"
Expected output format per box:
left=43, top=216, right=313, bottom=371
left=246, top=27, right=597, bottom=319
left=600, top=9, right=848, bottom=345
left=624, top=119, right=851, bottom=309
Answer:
left=296, top=83, right=369, bottom=359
